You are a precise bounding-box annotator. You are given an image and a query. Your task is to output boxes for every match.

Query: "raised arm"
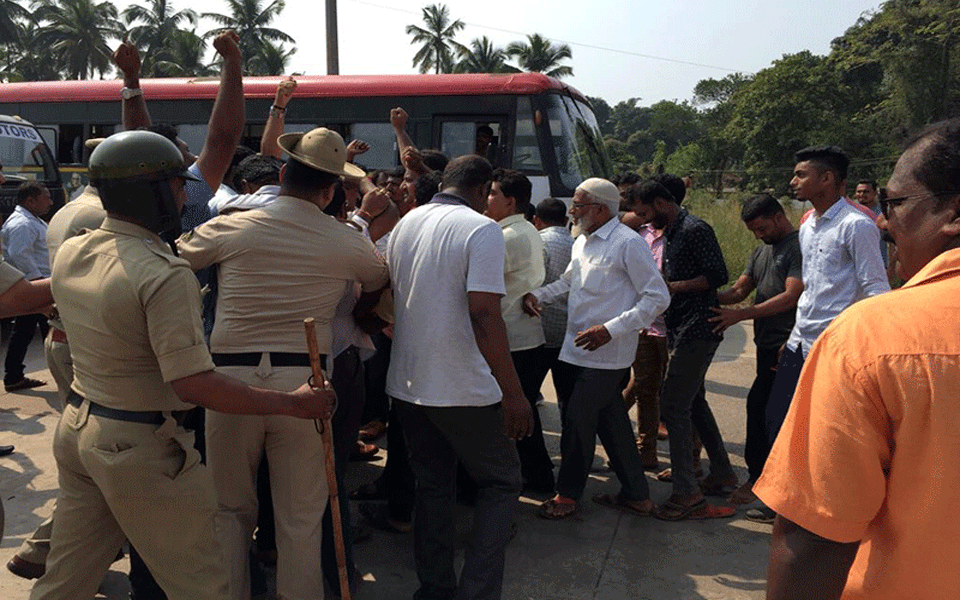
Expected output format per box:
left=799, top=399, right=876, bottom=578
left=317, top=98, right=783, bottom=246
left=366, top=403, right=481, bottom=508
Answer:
left=194, top=31, right=245, bottom=193
left=113, top=40, right=151, bottom=131
left=261, top=76, right=296, bottom=159
left=391, top=107, right=415, bottom=158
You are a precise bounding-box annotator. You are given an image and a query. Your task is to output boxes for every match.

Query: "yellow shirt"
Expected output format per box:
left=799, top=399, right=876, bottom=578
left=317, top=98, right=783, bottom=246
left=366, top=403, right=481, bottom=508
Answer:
left=498, top=214, right=546, bottom=352
left=755, top=247, right=960, bottom=600
left=51, top=217, right=214, bottom=411
left=177, top=195, right=389, bottom=355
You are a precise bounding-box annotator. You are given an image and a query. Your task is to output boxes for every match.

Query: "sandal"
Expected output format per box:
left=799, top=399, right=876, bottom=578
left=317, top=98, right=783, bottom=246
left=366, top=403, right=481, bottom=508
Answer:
left=591, top=493, right=653, bottom=517
left=727, top=481, right=758, bottom=505
left=700, top=475, right=738, bottom=498
left=654, top=498, right=736, bottom=521
left=537, top=496, right=578, bottom=520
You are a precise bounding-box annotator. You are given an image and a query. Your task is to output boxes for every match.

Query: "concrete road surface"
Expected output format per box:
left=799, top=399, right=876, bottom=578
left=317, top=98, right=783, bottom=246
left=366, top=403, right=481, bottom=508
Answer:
left=0, top=321, right=772, bottom=599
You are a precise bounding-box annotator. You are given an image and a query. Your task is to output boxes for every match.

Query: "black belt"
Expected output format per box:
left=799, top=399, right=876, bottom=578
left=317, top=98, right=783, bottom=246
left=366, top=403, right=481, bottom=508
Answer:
left=211, top=352, right=325, bottom=369
left=66, top=391, right=188, bottom=426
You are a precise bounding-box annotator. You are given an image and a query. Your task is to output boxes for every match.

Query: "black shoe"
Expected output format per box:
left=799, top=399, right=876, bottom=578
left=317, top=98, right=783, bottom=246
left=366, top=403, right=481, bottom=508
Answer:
left=0, top=445, right=14, bottom=457
left=7, top=555, right=45, bottom=580
left=358, top=502, right=412, bottom=533
left=5, top=377, right=46, bottom=392
left=745, top=505, right=777, bottom=524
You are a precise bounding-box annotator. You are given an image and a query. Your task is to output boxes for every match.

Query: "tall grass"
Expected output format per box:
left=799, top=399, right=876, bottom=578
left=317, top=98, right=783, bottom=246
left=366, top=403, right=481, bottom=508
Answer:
left=683, top=189, right=805, bottom=303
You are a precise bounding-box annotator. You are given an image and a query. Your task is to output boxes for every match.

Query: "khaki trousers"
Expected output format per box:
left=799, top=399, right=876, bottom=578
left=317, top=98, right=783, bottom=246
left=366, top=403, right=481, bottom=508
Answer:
left=207, top=360, right=328, bottom=600
left=30, top=402, right=227, bottom=600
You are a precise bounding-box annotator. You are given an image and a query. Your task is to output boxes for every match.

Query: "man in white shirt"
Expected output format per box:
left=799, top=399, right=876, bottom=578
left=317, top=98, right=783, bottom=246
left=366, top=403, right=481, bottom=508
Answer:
left=2, top=182, right=52, bottom=392
left=485, top=168, right=555, bottom=494
left=762, top=146, right=889, bottom=519
left=387, top=154, right=533, bottom=600
left=524, top=178, right=670, bottom=520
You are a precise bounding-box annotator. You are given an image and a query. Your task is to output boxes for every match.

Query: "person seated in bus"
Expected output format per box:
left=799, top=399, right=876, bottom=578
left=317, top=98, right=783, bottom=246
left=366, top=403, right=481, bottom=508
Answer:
left=475, top=124, right=496, bottom=161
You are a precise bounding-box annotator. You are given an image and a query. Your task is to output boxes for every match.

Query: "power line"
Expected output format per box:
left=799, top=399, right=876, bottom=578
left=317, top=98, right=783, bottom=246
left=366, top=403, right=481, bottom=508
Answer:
left=346, top=0, right=750, bottom=74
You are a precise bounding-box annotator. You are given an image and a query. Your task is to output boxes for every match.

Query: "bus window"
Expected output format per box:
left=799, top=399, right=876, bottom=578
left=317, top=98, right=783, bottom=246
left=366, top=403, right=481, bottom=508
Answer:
left=544, top=95, right=611, bottom=190
left=513, top=97, right=543, bottom=173
left=348, top=123, right=397, bottom=170
left=438, top=120, right=502, bottom=164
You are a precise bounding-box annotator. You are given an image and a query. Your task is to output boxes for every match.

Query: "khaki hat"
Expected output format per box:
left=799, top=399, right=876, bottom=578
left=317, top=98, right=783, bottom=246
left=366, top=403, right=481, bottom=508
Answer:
left=84, top=137, right=105, bottom=150
left=577, top=177, right=621, bottom=210
left=278, top=128, right=365, bottom=178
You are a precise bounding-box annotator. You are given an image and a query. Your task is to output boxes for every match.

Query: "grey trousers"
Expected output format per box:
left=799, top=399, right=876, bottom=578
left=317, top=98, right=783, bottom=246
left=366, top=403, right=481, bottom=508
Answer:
left=395, top=400, right=522, bottom=600
left=659, top=339, right=734, bottom=496
left=555, top=364, right=649, bottom=502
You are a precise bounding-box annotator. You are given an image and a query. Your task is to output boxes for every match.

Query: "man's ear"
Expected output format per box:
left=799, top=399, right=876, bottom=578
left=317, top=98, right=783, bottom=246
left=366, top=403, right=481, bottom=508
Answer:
left=940, top=194, right=960, bottom=237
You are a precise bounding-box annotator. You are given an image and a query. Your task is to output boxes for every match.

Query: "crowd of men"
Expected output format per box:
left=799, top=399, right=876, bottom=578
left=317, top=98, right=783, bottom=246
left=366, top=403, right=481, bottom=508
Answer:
left=1, top=31, right=959, bottom=600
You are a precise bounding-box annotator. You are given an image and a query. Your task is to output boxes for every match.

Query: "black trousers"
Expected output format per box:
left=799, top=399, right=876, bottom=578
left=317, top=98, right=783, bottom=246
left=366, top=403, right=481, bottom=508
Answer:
left=745, top=346, right=779, bottom=481
left=4, top=313, right=48, bottom=384
left=511, top=347, right=555, bottom=491
left=765, top=344, right=806, bottom=447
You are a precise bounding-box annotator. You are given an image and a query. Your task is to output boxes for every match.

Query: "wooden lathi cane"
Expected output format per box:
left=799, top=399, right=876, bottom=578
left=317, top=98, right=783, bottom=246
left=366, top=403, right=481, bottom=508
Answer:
left=303, top=318, right=351, bottom=600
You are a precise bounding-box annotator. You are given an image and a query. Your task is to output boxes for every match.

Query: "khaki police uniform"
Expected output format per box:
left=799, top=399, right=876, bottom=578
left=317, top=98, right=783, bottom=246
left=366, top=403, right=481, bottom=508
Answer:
left=178, top=195, right=389, bottom=600
left=30, top=217, right=228, bottom=600
left=0, top=260, right=26, bottom=539
left=13, top=187, right=107, bottom=568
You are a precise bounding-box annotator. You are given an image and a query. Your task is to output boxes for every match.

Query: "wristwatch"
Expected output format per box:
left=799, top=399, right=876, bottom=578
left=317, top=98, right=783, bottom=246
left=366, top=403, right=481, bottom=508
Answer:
left=270, top=105, right=286, bottom=119
left=121, top=87, right=142, bottom=100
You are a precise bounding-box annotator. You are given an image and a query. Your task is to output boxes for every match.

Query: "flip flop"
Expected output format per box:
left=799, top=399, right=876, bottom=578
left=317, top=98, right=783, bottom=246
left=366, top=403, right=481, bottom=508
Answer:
left=654, top=499, right=736, bottom=521
left=700, top=480, right=738, bottom=498
left=591, top=493, right=653, bottom=517
left=537, top=496, right=578, bottom=520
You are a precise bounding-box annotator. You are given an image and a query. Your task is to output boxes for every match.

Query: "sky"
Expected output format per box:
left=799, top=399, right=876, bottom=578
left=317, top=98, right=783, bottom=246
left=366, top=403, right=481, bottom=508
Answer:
left=111, top=0, right=884, bottom=106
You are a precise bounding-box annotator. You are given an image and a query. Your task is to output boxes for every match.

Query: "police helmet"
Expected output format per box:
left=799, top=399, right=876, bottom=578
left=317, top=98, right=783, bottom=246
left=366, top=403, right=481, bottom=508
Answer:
left=88, top=130, right=199, bottom=242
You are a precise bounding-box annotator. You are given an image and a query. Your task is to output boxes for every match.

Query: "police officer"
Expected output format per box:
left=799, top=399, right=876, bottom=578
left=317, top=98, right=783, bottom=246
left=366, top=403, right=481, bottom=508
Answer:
left=29, top=130, right=333, bottom=600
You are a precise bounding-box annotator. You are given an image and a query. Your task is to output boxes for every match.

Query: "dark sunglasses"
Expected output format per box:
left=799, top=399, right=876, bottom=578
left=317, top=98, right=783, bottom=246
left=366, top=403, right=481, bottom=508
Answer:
left=879, top=191, right=960, bottom=219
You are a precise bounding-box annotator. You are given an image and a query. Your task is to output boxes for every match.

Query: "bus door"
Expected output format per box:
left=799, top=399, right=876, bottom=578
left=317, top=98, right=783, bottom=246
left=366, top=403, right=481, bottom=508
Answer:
left=432, top=116, right=508, bottom=167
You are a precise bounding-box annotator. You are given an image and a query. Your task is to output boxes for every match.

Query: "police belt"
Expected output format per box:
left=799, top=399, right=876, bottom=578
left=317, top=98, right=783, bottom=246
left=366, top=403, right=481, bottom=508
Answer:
left=211, top=352, right=325, bottom=370
left=66, top=391, right=189, bottom=426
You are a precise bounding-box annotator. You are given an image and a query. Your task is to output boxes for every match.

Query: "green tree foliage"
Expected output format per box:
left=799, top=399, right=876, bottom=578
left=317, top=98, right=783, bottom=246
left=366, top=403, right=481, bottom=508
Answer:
left=248, top=39, right=294, bottom=75
left=506, top=33, right=573, bottom=79
left=455, top=36, right=519, bottom=74
left=32, top=0, right=122, bottom=79
left=405, top=4, right=465, bottom=74
left=203, top=0, right=294, bottom=74
left=121, top=0, right=197, bottom=77
left=151, top=28, right=217, bottom=77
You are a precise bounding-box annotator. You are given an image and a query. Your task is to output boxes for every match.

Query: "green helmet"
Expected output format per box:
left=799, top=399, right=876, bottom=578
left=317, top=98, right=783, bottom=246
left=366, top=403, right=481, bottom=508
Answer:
left=89, top=130, right=199, bottom=244
left=88, top=130, right=198, bottom=183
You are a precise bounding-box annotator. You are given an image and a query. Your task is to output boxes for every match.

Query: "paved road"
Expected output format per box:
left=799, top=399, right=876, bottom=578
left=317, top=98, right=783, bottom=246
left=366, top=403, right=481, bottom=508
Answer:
left=0, top=322, right=771, bottom=599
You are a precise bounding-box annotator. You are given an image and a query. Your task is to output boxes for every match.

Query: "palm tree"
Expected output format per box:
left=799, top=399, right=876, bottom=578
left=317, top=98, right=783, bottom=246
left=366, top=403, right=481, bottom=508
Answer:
left=151, top=28, right=216, bottom=77
left=203, top=0, right=294, bottom=73
left=4, top=12, right=61, bottom=81
left=456, top=36, right=519, bottom=74
left=121, top=0, right=197, bottom=77
left=32, top=0, right=122, bottom=79
left=506, top=33, right=573, bottom=79
left=248, top=39, right=294, bottom=75
left=0, top=0, right=30, bottom=43
left=405, top=3, right=466, bottom=74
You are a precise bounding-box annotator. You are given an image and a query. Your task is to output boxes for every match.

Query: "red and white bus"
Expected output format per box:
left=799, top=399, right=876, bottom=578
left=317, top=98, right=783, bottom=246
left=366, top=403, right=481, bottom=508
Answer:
left=0, top=73, right=610, bottom=204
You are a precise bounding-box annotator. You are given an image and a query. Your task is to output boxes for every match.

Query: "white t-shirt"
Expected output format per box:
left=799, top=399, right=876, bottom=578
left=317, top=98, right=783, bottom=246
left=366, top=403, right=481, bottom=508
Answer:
left=386, top=197, right=506, bottom=407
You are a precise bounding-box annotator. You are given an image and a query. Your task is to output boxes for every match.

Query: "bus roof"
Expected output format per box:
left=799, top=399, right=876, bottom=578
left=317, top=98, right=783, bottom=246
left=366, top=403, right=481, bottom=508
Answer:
left=0, top=73, right=591, bottom=104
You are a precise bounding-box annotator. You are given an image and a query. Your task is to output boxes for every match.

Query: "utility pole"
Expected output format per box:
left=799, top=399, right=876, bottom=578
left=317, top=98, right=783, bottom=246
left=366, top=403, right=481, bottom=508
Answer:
left=326, top=0, right=339, bottom=75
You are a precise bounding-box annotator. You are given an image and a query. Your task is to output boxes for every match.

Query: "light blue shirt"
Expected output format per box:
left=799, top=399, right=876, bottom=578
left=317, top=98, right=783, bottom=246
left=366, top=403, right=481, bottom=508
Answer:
left=787, top=199, right=889, bottom=355
left=1, top=204, right=49, bottom=280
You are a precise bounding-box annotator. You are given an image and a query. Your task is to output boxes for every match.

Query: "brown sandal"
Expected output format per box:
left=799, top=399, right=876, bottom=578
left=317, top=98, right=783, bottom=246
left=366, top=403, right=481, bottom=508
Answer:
left=538, top=496, right=578, bottom=520
left=591, top=493, right=653, bottom=517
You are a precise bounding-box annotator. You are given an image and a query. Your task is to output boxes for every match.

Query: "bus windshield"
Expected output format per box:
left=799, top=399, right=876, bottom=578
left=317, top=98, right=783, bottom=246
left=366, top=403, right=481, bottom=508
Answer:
left=0, top=121, right=59, bottom=184
left=544, top=94, right=611, bottom=191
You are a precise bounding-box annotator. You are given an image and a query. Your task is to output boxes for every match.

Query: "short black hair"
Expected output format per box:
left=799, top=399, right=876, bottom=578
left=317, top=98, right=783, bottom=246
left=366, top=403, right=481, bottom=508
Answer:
left=228, top=146, right=256, bottom=174
left=795, top=145, right=850, bottom=182
left=233, top=155, right=282, bottom=191
left=146, top=123, right=179, bottom=144
left=613, top=171, right=641, bottom=187
left=492, top=168, right=533, bottom=213
left=420, top=149, right=449, bottom=173
left=740, top=193, right=785, bottom=222
left=857, top=179, right=878, bottom=191
left=283, top=157, right=340, bottom=194
left=323, top=179, right=347, bottom=217
left=17, top=181, right=46, bottom=204
left=414, top=171, right=442, bottom=206
left=476, top=125, right=494, bottom=137
left=536, top=197, right=567, bottom=226
left=441, top=155, right=493, bottom=191
left=624, top=180, right=675, bottom=207
left=650, top=173, right=686, bottom=204
left=904, top=118, right=960, bottom=199
left=388, top=166, right=405, bottom=179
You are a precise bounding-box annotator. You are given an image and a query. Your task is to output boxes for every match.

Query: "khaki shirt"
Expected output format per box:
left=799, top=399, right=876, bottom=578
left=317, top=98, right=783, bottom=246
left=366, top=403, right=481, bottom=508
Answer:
left=52, top=217, right=214, bottom=411
left=0, top=261, right=24, bottom=295
left=47, top=186, right=106, bottom=332
left=177, top=195, right=389, bottom=355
